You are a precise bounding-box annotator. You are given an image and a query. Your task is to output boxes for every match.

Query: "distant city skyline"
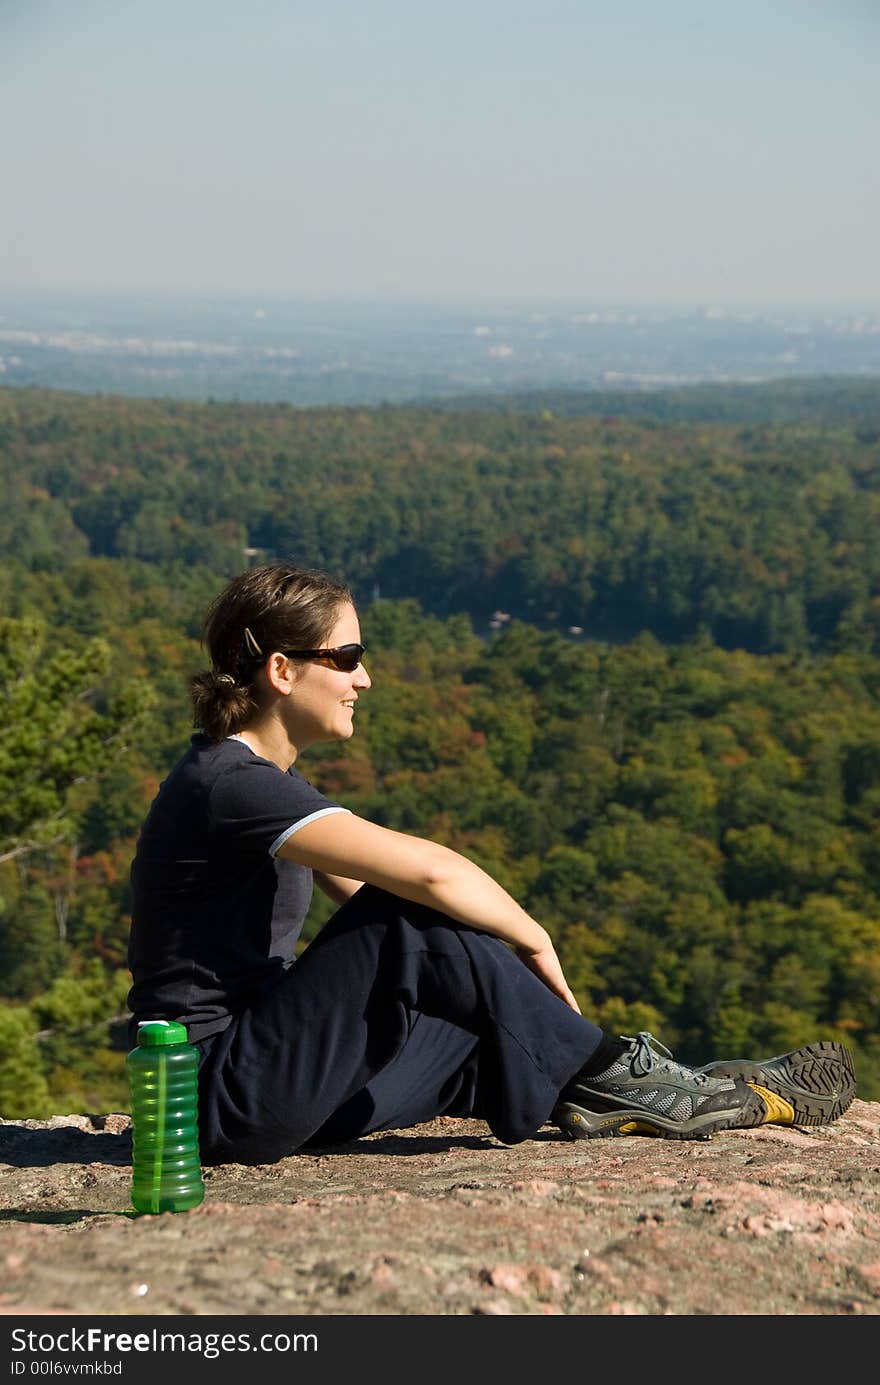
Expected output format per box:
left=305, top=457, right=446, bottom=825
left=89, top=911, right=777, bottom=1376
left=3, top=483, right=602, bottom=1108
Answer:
left=2, top=1, right=878, bottom=305
left=3, top=291, right=878, bottom=405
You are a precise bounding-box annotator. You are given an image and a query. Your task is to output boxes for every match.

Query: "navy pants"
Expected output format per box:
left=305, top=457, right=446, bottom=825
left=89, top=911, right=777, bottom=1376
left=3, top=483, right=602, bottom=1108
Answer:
left=196, top=884, right=602, bottom=1164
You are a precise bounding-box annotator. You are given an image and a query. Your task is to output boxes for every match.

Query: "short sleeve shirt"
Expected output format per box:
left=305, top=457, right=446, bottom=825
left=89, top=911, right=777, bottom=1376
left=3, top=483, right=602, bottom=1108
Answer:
left=127, top=733, right=349, bottom=1041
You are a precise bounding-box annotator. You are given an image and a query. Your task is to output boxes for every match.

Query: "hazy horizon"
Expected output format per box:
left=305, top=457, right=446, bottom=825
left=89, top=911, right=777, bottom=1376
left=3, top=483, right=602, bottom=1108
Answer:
left=3, top=288, right=879, bottom=408
left=4, top=284, right=880, bottom=314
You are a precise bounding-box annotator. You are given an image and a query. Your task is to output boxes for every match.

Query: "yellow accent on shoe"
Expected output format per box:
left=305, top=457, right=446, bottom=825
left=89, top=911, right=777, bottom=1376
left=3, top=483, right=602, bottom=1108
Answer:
left=749, top=1082, right=796, bottom=1125
left=617, top=1121, right=662, bottom=1136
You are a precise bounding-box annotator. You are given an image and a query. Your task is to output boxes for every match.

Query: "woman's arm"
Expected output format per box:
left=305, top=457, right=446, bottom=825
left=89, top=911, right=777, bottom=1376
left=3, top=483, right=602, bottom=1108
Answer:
left=313, top=870, right=363, bottom=905
left=278, top=813, right=580, bottom=1011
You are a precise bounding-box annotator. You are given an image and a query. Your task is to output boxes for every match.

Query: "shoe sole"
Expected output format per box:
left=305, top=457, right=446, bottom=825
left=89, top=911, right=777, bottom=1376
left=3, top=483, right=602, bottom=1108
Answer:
left=552, top=1086, right=767, bottom=1142
left=700, top=1041, right=856, bottom=1128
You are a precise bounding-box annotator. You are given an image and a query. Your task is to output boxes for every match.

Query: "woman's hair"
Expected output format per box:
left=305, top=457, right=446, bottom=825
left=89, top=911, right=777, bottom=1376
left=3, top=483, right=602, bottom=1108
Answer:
left=190, top=563, right=353, bottom=741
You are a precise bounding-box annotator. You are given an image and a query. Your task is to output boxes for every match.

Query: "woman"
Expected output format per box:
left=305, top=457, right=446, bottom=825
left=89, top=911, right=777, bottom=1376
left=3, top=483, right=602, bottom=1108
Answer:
left=127, top=564, right=853, bottom=1164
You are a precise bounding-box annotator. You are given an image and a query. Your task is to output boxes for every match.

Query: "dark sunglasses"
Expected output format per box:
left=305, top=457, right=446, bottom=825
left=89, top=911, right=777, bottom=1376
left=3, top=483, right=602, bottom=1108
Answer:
left=281, top=642, right=366, bottom=673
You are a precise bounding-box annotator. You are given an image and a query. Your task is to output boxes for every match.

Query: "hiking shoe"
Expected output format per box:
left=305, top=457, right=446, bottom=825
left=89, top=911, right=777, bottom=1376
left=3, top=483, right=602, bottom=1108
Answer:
left=552, top=1031, right=766, bottom=1141
left=697, top=1041, right=856, bottom=1128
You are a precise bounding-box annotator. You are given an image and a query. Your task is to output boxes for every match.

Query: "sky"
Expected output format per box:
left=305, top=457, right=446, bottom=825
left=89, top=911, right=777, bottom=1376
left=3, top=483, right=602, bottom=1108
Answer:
left=2, top=0, right=878, bottom=305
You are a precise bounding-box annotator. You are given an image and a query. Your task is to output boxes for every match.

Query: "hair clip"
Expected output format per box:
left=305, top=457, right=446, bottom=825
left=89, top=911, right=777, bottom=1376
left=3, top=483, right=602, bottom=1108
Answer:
left=215, top=672, right=235, bottom=687
left=243, top=627, right=264, bottom=658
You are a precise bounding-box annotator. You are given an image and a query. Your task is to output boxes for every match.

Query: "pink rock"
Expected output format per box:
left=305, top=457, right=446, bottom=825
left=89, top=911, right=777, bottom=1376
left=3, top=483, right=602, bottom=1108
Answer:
left=102, top=1114, right=131, bottom=1134
left=527, top=1265, right=564, bottom=1297
left=474, top=1298, right=515, bottom=1315
left=481, top=1264, right=529, bottom=1297
left=576, top=1257, right=613, bottom=1278
left=856, top=1262, right=880, bottom=1296
left=511, top=1179, right=560, bottom=1197
left=818, top=1203, right=855, bottom=1232
left=682, top=1191, right=722, bottom=1210
left=743, top=1215, right=769, bottom=1237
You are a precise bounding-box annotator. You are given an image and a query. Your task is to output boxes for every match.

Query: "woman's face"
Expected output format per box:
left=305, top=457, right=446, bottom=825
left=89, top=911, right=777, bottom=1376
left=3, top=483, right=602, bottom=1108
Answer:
left=282, top=601, right=371, bottom=750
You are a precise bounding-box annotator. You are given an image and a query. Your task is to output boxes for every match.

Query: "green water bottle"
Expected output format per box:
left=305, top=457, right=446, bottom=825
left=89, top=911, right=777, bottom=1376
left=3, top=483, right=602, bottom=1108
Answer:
left=127, top=1019, right=205, bottom=1215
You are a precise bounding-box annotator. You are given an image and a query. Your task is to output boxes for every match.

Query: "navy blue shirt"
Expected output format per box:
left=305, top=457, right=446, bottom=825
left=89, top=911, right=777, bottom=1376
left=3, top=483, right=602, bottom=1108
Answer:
left=127, top=734, right=349, bottom=1041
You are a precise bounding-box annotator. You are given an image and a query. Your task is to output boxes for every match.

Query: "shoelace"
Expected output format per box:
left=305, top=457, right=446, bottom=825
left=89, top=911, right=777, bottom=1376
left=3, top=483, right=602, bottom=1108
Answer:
left=621, top=1031, right=711, bottom=1086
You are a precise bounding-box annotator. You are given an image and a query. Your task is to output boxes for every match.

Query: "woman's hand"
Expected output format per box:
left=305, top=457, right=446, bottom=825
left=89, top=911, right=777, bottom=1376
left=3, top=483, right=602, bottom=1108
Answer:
left=516, top=942, right=582, bottom=1014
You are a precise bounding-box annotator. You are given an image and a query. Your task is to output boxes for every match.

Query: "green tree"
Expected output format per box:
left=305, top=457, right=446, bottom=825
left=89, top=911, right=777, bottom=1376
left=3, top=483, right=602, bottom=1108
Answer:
left=0, top=1006, right=51, bottom=1118
left=0, top=617, right=154, bottom=864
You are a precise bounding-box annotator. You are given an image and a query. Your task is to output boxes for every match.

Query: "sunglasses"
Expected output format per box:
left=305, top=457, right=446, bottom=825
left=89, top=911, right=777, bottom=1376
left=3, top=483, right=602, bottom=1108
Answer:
left=281, top=642, right=366, bottom=673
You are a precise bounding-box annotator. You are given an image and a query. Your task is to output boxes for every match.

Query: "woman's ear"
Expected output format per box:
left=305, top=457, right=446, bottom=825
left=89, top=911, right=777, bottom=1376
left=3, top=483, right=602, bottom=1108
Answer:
left=264, top=652, right=297, bottom=696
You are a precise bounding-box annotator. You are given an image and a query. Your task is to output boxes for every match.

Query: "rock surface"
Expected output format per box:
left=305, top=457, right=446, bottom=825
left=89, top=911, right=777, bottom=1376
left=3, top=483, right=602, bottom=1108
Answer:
left=1, top=1103, right=879, bottom=1317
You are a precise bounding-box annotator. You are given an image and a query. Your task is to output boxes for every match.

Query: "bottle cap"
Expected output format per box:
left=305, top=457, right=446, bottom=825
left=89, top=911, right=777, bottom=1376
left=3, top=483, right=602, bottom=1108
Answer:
left=137, top=1020, right=189, bottom=1047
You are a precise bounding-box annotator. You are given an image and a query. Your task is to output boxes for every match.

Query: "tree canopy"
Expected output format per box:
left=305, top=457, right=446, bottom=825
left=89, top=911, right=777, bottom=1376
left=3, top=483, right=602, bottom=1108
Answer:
left=1, top=380, right=878, bottom=1116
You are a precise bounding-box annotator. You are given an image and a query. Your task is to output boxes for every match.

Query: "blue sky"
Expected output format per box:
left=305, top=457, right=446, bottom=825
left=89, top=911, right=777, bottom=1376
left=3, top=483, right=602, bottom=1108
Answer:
left=2, top=0, right=877, bottom=303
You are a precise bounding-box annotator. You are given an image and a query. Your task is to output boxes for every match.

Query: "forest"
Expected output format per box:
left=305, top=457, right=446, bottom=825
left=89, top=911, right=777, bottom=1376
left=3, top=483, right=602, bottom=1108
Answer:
left=1, top=380, right=878, bottom=1116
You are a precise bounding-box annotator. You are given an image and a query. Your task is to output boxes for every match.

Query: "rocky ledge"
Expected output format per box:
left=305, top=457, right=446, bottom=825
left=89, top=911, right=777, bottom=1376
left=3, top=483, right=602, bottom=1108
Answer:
left=1, top=1102, right=879, bottom=1316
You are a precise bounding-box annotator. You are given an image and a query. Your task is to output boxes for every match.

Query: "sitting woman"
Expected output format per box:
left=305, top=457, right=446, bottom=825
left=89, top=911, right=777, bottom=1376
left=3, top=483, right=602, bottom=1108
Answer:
left=127, top=564, right=854, bottom=1164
